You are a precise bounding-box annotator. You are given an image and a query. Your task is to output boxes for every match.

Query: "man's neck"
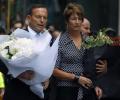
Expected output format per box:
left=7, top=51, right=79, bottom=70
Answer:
left=28, top=26, right=45, bottom=34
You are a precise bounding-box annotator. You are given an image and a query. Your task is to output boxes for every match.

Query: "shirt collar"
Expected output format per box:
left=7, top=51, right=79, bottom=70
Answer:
left=60, top=32, right=84, bottom=46
left=28, top=26, right=46, bottom=35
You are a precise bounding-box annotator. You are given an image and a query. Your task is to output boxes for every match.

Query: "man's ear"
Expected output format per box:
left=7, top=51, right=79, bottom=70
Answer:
left=26, top=15, right=31, bottom=24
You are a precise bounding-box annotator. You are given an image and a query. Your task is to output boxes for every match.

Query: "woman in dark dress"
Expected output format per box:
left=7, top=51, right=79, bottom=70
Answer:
left=53, top=3, right=101, bottom=100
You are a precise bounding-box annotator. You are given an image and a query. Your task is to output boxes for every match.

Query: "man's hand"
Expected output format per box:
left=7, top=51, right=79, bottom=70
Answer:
left=42, top=79, right=49, bottom=90
left=17, top=70, right=34, bottom=80
left=95, top=86, right=103, bottom=99
left=96, top=60, right=107, bottom=74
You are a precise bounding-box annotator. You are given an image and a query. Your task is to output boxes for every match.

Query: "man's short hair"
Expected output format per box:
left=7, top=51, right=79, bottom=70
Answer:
left=27, top=4, right=47, bottom=15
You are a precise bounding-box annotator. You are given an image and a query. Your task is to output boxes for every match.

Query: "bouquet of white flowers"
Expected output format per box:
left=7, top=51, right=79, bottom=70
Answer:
left=0, top=37, right=34, bottom=61
left=0, top=29, right=59, bottom=98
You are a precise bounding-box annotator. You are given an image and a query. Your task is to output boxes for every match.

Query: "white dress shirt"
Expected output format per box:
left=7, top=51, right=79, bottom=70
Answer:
left=28, top=26, right=52, bottom=51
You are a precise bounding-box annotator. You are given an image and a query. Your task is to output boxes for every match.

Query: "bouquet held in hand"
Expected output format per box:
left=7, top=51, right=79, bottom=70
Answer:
left=0, top=29, right=59, bottom=98
left=83, top=28, right=113, bottom=81
left=83, top=28, right=113, bottom=49
left=83, top=28, right=113, bottom=60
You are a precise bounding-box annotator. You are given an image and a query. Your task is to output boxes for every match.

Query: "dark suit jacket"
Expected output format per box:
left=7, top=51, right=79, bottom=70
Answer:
left=98, top=46, right=120, bottom=99
left=83, top=47, right=102, bottom=86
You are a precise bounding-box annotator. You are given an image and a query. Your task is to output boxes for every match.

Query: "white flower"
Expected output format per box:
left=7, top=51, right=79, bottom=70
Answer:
left=0, top=49, right=10, bottom=59
left=0, top=37, right=34, bottom=60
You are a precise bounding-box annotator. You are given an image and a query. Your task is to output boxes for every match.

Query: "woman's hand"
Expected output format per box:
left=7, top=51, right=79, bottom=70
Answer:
left=78, top=75, right=93, bottom=89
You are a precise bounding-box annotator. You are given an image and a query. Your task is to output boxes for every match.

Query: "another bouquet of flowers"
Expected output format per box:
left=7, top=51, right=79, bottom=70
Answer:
left=82, top=28, right=113, bottom=82
left=0, top=29, right=59, bottom=98
left=83, top=28, right=113, bottom=49
left=83, top=28, right=113, bottom=59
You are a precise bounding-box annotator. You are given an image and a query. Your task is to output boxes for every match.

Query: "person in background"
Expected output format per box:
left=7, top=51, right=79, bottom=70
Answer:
left=0, top=72, right=5, bottom=100
left=2, top=4, right=51, bottom=100
left=80, top=18, right=108, bottom=100
left=0, top=26, right=6, bottom=100
left=53, top=3, right=102, bottom=100
left=48, top=25, right=60, bottom=39
left=22, top=18, right=29, bottom=29
left=48, top=25, right=55, bottom=35
left=81, top=18, right=107, bottom=74
left=0, top=26, right=6, bottom=35
left=48, top=24, right=61, bottom=46
left=80, top=18, right=91, bottom=38
left=11, top=21, right=23, bottom=32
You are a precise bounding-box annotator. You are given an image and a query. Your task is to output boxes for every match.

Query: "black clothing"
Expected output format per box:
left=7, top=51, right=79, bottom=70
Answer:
left=55, top=87, right=78, bottom=100
left=83, top=48, right=97, bottom=86
left=98, top=46, right=120, bottom=99
left=0, top=60, right=8, bottom=75
left=0, top=59, right=42, bottom=100
left=0, top=60, right=42, bottom=100
left=3, top=77, right=42, bottom=100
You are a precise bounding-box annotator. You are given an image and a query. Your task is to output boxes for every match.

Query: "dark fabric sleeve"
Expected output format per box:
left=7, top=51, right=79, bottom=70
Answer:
left=103, top=46, right=120, bottom=68
left=93, top=45, right=108, bottom=60
left=0, top=60, right=8, bottom=75
left=83, top=48, right=97, bottom=87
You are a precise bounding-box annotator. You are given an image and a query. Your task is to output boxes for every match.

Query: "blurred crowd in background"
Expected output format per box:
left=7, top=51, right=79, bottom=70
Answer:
left=0, top=0, right=119, bottom=35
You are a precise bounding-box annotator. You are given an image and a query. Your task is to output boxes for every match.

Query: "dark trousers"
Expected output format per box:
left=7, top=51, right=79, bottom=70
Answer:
left=55, top=86, right=97, bottom=100
left=82, top=88, right=98, bottom=100
left=3, top=77, right=42, bottom=100
left=55, top=86, right=78, bottom=100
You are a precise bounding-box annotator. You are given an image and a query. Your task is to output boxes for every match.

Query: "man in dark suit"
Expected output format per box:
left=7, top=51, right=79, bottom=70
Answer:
left=1, top=4, right=51, bottom=100
left=99, top=46, right=120, bottom=100
left=82, top=19, right=120, bottom=100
